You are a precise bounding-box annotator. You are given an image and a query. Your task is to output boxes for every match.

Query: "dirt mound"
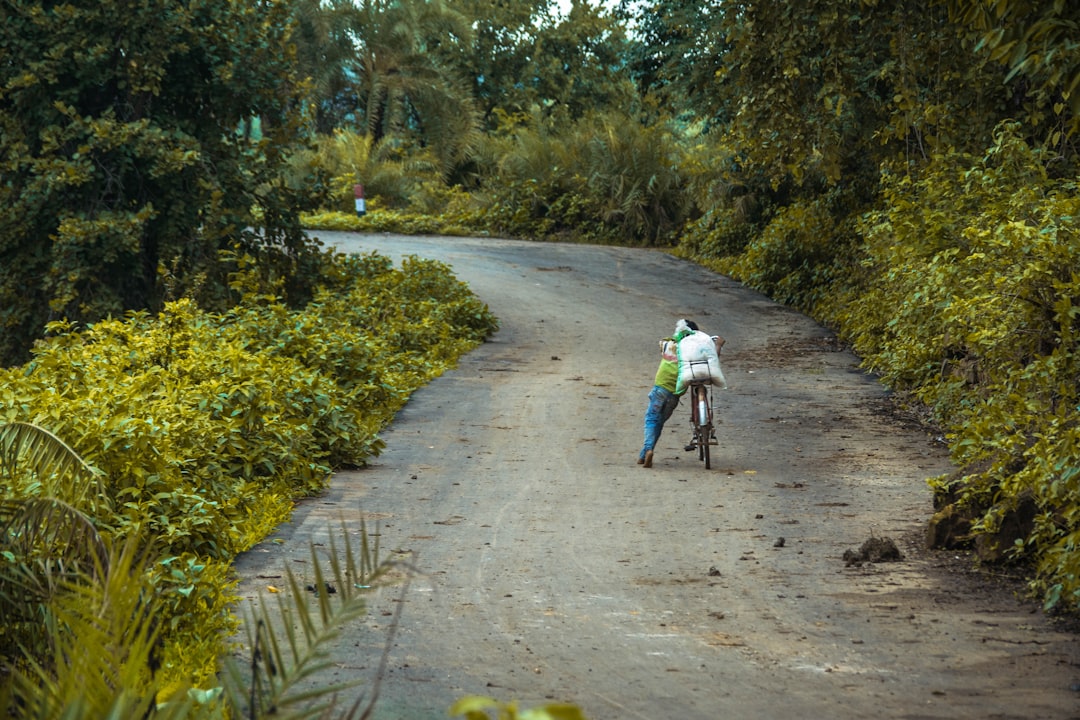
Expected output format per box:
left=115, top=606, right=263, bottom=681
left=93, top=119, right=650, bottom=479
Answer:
left=843, top=535, right=904, bottom=566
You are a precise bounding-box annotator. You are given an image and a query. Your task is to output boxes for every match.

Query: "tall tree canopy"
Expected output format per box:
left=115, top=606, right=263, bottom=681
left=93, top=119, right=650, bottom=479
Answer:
left=626, top=0, right=1022, bottom=189
left=618, top=0, right=727, bottom=121
left=292, top=0, right=367, bottom=133
left=291, top=0, right=636, bottom=138
left=451, top=0, right=551, bottom=125
left=350, top=0, right=479, bottom=174
left=0, top=0, right=322, bottom=366
left=520, top=0, right=636, bottom=123
left=946, top=0, right=1080, bottom=128
left=463, top=0, right=636, bottom=126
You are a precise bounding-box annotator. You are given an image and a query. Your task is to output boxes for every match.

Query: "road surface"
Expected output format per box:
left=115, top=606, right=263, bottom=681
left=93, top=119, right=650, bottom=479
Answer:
left=232, top=233, right=1079, bottom=720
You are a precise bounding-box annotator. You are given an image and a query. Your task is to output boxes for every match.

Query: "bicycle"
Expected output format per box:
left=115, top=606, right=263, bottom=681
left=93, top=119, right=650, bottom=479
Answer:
left=684, top=361, right=717, bottom=469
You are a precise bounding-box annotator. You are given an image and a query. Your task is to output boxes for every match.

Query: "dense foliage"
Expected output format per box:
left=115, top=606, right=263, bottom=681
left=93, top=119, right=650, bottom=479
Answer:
left=283, top=0, right=653, bottom=243
left=470, top=113, right=687, bottom=244
left=0, top=250, right=497, bottom=696
left=840, top=126, right=1080, bottom=608
left=657, top=1, right=1080, bottom=611
left=5, top=2, right=1080, bottom=707
left=0, top=0, right=325, bottom=367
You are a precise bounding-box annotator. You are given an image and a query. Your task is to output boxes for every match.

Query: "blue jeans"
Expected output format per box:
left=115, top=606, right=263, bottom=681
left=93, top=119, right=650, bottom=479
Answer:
left=641, top=386, right=680, bottom=459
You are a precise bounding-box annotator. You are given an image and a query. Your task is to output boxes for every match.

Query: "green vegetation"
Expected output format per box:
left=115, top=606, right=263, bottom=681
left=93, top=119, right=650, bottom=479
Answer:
left=450, top=696, right=589, bottom=720
left=0, top=250, right=497, bottom=709
left=0, top=0, right=327, bottom=368
left=1, top=489, right=400, bottom=718
left=4, top=0, right=1080, bottom=712
left=839, top=126, right=1080, bottom=609
left=655, top=1, right=1080, bottom=613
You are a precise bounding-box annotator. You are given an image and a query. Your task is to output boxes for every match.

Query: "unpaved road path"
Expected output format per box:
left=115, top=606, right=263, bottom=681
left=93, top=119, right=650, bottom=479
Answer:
left=233, top=233, right=1079, bottom=720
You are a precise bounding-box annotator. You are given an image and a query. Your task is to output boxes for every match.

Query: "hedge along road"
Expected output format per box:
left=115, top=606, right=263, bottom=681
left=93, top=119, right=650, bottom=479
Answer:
left=231, top=232, right=1079, bottom=720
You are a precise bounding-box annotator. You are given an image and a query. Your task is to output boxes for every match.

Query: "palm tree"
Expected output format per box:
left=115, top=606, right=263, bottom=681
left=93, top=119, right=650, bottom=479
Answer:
left=352, top=0, right=480, bottom=178
left=291, top=0, right=366, bottom=134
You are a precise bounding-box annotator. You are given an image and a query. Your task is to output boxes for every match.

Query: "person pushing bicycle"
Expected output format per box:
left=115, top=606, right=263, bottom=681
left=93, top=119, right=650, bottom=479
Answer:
left=637, top=319, right=725, bottom=469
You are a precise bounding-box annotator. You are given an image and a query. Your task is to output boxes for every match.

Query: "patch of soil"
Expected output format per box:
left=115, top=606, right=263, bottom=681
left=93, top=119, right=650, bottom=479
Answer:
left=843, top=535, right=904, bottom=566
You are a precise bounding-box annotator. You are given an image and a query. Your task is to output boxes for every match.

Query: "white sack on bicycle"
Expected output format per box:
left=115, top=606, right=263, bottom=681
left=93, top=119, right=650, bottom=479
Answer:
left=674, top=325, right=727, bottom=394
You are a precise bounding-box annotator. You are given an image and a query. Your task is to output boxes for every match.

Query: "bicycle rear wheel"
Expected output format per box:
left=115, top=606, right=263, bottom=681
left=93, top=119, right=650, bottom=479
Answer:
left=695, top=385, right=711, bottom=468
left=701, top=423, right=710, bottom=468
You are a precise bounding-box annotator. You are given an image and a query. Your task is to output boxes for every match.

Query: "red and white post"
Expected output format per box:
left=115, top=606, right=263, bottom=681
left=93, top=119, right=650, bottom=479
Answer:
left=353, top=184, right=366, bottom=217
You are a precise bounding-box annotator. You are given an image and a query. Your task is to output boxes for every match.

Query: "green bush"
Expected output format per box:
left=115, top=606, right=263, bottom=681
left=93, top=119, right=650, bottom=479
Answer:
left=285, top=129, right=449, bottom=213
left=675, top=120, right=1080, bottom=612
left=712, top=189, right=860, bottom=314
left=677, top=207, right=759, bottom=261
left=840, top=123, right=1080, bottom=609
left=0, top=0, right=322, bottom=367
left=0, top=249, right=498, bottom=688
left=302, top=208, right=478, bottom=237
left=471, top=112, right=688, bottom=245
left=293, top=118, right=692, bottom=246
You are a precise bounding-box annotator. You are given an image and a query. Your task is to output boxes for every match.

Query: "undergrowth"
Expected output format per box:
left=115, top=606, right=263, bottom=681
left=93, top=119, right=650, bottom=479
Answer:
left=0, top=248, right=498, bottom=693
left=679, top=122, right=1080, bottom=612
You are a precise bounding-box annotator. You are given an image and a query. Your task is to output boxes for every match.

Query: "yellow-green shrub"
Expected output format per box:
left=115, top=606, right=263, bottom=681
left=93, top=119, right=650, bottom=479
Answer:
left=714, top=189, right=860, bottom=315
left=843, top=122, right=1080, bottom=609
left=0, top=249, right=498, bottom=686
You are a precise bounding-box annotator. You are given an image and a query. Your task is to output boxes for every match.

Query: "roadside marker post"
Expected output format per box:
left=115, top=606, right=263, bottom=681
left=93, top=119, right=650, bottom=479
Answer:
left=354, top=184, right=366, bottom=217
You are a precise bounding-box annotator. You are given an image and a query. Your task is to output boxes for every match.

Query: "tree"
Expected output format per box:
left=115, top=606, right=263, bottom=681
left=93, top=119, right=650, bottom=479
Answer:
left=351, top=0, right=480, bottom=177
left=943, top=0, right=1080, bottom=147
left=628, top=0, right=1013, bottom=191
left=452, top=0, right=551, bottom=125
left=618, top=0, right=728, bottom=123
left=523, top=0, right=637, bottom=123
left=0, top=0, right=322, bottom=366
left=292, top=0, right=367, bottom=134
left=460, top=0, right=636, bottom=127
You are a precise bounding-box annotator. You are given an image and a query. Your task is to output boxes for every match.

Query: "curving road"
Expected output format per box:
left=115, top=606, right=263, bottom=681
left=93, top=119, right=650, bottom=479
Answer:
left=232, top=233, right=1079, bottom=720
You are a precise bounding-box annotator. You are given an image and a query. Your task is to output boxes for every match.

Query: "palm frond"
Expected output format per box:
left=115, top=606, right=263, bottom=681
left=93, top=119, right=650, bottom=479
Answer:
left=0, top=497, right=109, bottom=664
left=0, top=422, right=108, bottom=512
left=1, top=522, right=408, bottom=720
left=220, top=521, right=413, bottom=720
left=0, top=497, right=108, bottom=583
left=6, top=536, right=168, bottom=720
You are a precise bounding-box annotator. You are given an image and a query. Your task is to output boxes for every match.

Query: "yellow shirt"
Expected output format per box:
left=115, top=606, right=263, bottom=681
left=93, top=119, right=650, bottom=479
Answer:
left=654, top=340, right=680, bottom=393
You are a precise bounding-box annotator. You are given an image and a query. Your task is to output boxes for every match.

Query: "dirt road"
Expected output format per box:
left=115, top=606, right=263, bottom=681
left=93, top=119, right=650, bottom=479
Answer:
left=232, top=233, right=1079, bottom=719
